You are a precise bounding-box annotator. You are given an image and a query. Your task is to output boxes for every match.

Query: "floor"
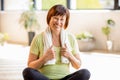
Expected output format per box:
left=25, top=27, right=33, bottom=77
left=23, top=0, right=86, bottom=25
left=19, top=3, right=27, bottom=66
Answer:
left=80, top=52, right=120, bottom=80
left=0, top=43, right=120, bottom=80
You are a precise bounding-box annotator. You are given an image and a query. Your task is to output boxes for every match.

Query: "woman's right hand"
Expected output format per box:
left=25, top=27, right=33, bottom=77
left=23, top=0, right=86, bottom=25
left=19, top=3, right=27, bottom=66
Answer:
left=28, top=45, right=55, bottom=69
left=43, top=45, right=56, bottom=62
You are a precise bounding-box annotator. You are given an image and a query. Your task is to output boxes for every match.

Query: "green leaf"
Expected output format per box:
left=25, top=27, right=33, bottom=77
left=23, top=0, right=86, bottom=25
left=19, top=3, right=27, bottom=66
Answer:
left=102, top=26, right=110, bottom=36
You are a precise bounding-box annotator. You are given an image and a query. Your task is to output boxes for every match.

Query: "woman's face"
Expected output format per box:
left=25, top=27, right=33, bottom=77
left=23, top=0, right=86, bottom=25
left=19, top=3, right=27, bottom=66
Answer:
left=49, top=15, right=66, bottom=33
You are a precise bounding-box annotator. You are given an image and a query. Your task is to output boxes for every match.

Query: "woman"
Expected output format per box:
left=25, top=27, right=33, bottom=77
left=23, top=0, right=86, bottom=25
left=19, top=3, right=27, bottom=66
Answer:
left=23, top=4, right=91, bottom=80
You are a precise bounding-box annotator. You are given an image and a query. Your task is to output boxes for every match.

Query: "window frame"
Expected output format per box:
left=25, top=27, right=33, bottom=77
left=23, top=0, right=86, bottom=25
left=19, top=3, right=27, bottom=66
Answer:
left=0, top=0, right=120, bottom=11
left=0, top=0, right=4, bottom=10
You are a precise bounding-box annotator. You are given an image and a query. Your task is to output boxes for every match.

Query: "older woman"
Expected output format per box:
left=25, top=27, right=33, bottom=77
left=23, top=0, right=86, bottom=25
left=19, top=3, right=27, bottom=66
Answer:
left=23, top=4, right=90, bottom=80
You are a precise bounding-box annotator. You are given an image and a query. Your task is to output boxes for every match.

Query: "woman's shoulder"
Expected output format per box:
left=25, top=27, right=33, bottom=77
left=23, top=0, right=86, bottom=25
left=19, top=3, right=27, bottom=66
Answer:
left=67, top=32, right=76, bottom=40
left=34, top=32, right=43, bottom=39
left=67, top=32, right=78, bottom=46
left=32, top=32, right=44, bottom=43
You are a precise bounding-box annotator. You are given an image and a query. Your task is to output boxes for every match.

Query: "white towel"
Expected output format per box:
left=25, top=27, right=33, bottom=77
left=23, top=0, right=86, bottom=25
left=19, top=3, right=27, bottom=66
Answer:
left=43, top=27, right=72, bottom=65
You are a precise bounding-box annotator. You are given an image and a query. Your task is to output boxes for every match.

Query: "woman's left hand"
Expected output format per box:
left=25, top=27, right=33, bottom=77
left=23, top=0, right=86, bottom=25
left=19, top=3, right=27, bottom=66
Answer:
left=60, top=44, right=72, bottom=59
left=61, top=44, right=81, bottom=69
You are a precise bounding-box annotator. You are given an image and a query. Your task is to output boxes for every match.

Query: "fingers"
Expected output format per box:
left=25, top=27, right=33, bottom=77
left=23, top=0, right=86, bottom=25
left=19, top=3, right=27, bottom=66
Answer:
left=61, top=48, right=67, bottom=52
left=50, top=45, right=56, bottom=57
left=63, top=44, right=67, bottom=48
left=61, top=44, right=68, bottom=51
left=61, top=48, right=68, bottom=53
left=61, top=44, right=70, bottom=57
left=64, top=44, right=67, bottom=48
left=50, top=45, right=53, bottom=50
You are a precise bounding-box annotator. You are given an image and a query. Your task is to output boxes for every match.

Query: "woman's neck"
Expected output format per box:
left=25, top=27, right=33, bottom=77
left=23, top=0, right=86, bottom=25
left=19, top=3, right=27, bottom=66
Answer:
left=52, top=32, right=61, bottom=47
left=51, top=29, right=60, bottom=35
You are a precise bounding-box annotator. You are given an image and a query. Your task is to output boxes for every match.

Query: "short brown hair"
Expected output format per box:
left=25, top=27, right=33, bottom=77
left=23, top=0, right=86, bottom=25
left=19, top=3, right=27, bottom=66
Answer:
left=47, top=4, right=70, bottom=29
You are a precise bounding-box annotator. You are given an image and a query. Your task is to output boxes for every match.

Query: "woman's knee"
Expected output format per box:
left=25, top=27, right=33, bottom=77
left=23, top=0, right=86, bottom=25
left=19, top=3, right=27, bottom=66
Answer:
left=77, top=69, right=91, bottom=79
left=22, top=67, right=36, bottom=77
left=22, top=67, right=49, bottom=80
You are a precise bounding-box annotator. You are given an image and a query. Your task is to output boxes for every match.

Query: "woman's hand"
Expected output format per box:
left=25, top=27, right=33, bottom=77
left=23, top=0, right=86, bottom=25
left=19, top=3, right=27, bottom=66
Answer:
left=43, top=45, right=56, bottom=62
left=61, top=44, right=81, bottom=69
left=28, top=45, right=56, bottom=69
left=60, top=44, right=72, bottom=59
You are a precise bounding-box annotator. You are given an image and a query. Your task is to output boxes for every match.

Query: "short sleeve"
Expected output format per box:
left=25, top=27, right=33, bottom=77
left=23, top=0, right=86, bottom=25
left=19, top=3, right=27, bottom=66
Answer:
left=68, top=33, right=80, bottom=55
left=30, top=34, right=43, bottom=56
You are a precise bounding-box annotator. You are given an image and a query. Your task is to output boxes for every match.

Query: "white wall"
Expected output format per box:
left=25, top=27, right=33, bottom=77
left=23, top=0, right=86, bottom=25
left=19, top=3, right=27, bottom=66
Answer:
left=68, top=10, right=120, bottom=51
left=0, top=10, right=120, bottom=51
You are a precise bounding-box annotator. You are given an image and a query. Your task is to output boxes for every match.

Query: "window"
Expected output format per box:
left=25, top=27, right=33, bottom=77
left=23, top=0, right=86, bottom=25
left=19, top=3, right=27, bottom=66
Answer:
left=38, top=0, right=116, bottom=10
left=119, top=0, right=120, bottom=6
left=0, top=0, right=119, bottom=11
left=76, top=0, right=114, bottom=10
left=3, top=0, right=30, bottom=11
left=42, top=0, right=66, bottom=10
left=1, top=0, right=36, bottom=11
left=36, top=0, right=66, bottom=10
left=0, top=0, right=1, bottom=10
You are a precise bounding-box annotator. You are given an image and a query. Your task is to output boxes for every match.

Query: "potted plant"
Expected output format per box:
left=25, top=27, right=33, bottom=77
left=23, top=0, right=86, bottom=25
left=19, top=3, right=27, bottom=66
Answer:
left=102, top=26, right=111, bottom=40
left=76, top=31, right=94, bottom=41
left=0, top=32, right=9, bottom=46
left=76, top=31, right=95, bottom=51
left=101, top=19, right=115, bottom=51
left=19, top=1, right=40, bottom=45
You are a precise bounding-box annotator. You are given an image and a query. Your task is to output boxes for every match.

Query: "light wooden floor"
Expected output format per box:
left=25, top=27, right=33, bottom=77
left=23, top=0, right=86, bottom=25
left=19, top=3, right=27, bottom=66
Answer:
left=0, top=43, right=120, bottom=80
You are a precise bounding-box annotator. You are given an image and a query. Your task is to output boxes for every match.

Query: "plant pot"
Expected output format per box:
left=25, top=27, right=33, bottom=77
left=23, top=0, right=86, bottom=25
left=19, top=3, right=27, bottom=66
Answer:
left=106, top=40, right=113, bottom=51
left=28, top=31, right=35, bottom=46
left=77, top=39, right=95, bottom=51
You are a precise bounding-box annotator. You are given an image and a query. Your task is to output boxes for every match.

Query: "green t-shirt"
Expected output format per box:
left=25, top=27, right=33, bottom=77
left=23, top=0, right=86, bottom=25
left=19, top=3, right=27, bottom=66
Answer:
left=30, top=32, right=80, bottom=79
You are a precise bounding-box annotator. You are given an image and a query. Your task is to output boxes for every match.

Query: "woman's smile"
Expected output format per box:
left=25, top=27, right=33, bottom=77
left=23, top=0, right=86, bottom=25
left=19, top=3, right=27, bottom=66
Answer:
left=49, top=15, right=66, bottom=32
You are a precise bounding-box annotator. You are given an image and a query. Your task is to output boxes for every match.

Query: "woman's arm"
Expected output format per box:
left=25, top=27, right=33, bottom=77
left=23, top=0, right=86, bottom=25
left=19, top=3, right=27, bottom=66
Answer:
left=68, top=53, right=81, bottom=69
left=28, top=53, right=47, bottom=69
left=61, top=48, right=81, bottom=69
left=28, top=45, right=55, bottom=69
left=61, top=34, right=82, bottom=69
